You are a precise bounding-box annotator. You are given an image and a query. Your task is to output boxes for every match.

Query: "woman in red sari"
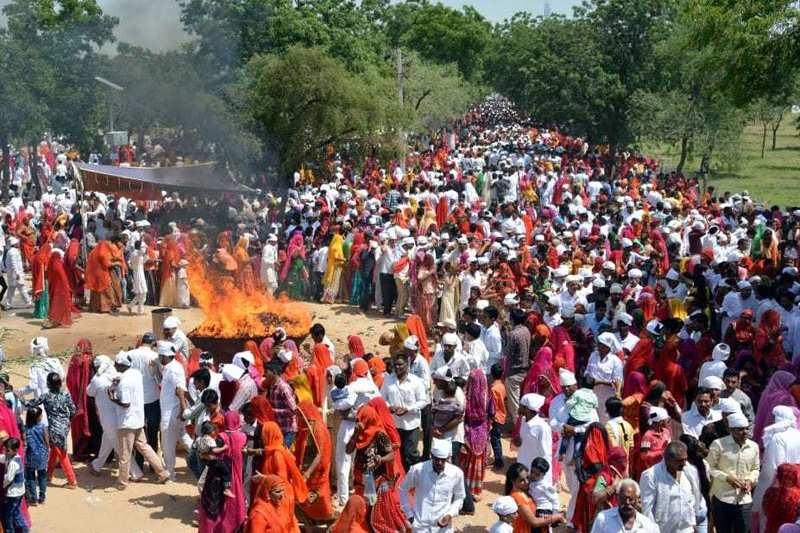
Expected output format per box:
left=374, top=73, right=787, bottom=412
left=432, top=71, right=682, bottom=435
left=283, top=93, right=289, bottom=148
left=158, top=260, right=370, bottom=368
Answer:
left=258, top=422, right=308, bottom=532
left=85, top=240, right=122, bottom=313
left=234, top=236, right=257, bottom=294
left=67, top=339, right=94, bottom=460
left=573, top=423, right=611, bottom=533
left=294, top=400, right=335, bottom=525
left=47, top=244, right=78, bottom=327
left=31, top=242, right=51, bottom=319
left=17, top=214, right=35, bottom=271
left=64, top=238, right=84, bottom=308
left=754, top=309, right=788, bottom=372
left=653, top=319, right=688, bottom=409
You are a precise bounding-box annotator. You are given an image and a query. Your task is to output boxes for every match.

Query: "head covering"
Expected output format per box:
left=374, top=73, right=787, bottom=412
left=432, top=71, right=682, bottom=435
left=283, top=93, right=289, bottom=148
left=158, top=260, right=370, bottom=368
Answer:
left=431, top=438, right=452, bottom=459
left=492, top=496, right=519, bottom=516
left=700, top=376, right=725, bottom=390
left=754, top=370, right=799, bottom=446
left=465, top=368, right=490, bottom=456
left=712, top=343, right=731, bottom=361
left=331, top=495, right=368, bottom=533
left=261, top=421, right=309, bottom=502
left=162, top=316, right=180, bottom=329
left=30, top=336, right=49, bottom=356
left=617, top=313, right=633, bottom=326
left=442, top=333, right=459, bottom=346
left=648, top=407, right=669, bottom=424
left=559, top=368, right=577, bottom=387
left=115, top=352, right=132, bottom=367
left=432, top=367, right=453, bottom=382
left=277, top=349, right=293, bottom=363
left=773, top=405, right=799, bottom=425
left=157, top=340, right=177, bottom=357
left=403, top=335, right=419, bottom=351
left=348, top=335, right=365, bottom=359
left=597, top=332, right=617, bottom=349
left=354, top=405, right=386, bottom=450
left=727, top=412, right=749, bottom=429
left=520, top=393, right=545, bottom=412
left=715, top=397, right=742, bottom=414
left=646, top=320, right=664, bottom=336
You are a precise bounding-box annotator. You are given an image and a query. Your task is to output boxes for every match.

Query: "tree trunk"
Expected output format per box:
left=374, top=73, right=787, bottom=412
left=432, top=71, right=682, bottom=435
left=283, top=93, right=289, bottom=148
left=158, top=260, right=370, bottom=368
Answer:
left=761, top=122, right=767, bottom=158
left=771, top=113, right=783, bottom=150
left=29, top=144, right=42, bottom=201
left=676, top=135, right=689, bottom=174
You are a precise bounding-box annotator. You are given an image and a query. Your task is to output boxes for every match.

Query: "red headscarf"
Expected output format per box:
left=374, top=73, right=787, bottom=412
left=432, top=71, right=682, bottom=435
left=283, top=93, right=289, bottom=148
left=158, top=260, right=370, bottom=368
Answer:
left=331, top=495, right=368, bottom=533
left=348, top=336, right=365, bottom=359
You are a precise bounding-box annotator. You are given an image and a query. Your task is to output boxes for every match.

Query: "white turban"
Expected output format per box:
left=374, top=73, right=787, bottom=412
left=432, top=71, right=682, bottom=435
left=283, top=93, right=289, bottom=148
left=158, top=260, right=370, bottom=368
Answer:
left=492, top=496, right=519, bottom=516
left=559, top=368, right=577, bottom=387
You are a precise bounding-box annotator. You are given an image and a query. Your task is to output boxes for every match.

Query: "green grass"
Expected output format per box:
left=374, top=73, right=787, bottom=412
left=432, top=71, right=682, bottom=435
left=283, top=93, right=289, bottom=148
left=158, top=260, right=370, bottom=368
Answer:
left=645, top=117, right=800, bottom=208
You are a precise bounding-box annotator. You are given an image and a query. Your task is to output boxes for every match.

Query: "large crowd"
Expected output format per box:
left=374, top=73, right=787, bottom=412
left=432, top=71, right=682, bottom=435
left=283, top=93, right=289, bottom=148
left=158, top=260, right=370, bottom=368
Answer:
left=1, top=95, right=800, bottom=533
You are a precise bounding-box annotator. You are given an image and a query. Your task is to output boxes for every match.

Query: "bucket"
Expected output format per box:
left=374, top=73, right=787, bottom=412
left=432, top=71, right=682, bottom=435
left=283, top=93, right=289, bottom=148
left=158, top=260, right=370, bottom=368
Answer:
left=151, top=307, right=173, bottom=333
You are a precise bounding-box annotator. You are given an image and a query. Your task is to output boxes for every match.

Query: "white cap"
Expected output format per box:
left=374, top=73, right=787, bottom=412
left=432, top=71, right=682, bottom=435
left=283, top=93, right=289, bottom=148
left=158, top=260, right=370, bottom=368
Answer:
left=714, top=397, right=741, bottom=414
left=592, top=279, right=606, bottom=289
left=431, top=438, right=452, bottom=459
left=646, top=320, right=663, bottom=336
left=492, top=496, right=519, bottom=516
left=603, top=261, right=615, bottom=270
left=403, top=335, right=419, bottom=351
left=648, top=407, right=669, bottom=424
left=442, top=333, right=459, bottom=346
left=520, top=393, right=545, bottom=411
left=559, top=368, right=577, bottom=387
left=727, top=412, right=749, bottom=429
left=503, top=293, right=520, bottom=306
left=628, top=268, right=642, bottom=278
left=163, top=316, right=180, bottom=329
left=277, top=349, right=293, bottom=363
left=157, top=340, right=177, bottom=357
left=115, top=352, right=133, bottom=367
left=617, top=312, right=633, bottom=326
left=597, top=332, right=617, bottom=349
left=665, top=269, right=680, bottom=281
left=712, top=343, right=731, bottom=361
left=700, top=376, right=724, bottom=390
left=457, top=236, right=468, bottom=244
left=432, top=366, right=454, bottom=382
left=737, top=280, right=751, bottom=290
left=232, top=350, right=255, bottom=369
left=610, top=283, right=623, bottom=294
left=561, top=306, right=575, bottom=319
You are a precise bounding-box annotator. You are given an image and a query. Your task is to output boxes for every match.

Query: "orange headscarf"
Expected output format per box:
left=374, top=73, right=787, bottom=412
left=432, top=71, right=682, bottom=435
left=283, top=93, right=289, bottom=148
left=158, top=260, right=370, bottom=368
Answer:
left=250, top=396, right=274, bottom=425
left=85, top=240, right=113, bottom=292
left=246, top=475, right=292, bottom=533
left=353, top=405, right=385, bottom=450
left=261, top=422, right=309, bottom=503
left=405, top=315, right=430, bottom=360
left=349, top=359, right=369, bottom=383
left=313, top=344, right=334, bottom=370
left=331, top=495, right=368, bottom=533
left=244, top=340, right=264, bottom=377
left=367, top=358, right=386, bottom=389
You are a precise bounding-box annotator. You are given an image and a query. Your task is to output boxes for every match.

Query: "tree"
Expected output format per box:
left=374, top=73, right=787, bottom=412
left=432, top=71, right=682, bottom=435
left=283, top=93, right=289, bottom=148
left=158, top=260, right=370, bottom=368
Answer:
left=242, top=46, right=404, bottom=182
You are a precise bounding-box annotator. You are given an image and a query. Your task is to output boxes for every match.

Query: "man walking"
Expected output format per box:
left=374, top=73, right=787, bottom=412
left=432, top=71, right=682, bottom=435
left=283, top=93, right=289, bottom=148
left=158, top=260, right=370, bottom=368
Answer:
left=156, top=340, right=187, bottom=481
left=381, top=352, right=428, bottom=472
left=505, top=308, right=531, bottom=427
left=592, top=479, right=659, bottom=533
left=109, top=352, right=169, bottom=490
left=640, top=441, right=703, bottom=533
left=399, top=438, right=465, bottom=533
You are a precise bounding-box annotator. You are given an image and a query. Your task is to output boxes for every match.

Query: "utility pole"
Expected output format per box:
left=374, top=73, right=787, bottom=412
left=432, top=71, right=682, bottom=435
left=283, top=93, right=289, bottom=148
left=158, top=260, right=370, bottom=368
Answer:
left=396, top=47, right=406, bottom=174
left=544, top=0, right=552, bottom=18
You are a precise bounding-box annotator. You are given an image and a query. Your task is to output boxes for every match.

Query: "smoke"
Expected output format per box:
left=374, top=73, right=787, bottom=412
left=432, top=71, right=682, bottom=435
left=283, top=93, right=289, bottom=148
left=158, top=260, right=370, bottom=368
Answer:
left=99, top=0, right=189, bottom=52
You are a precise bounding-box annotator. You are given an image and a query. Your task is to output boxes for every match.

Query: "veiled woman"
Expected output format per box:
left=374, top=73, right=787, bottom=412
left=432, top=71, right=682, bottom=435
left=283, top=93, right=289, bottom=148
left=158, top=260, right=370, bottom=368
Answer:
left=85, top=240, right=122, bottom=313
left=322, top=233, right=345, bottom=303
left=200, top=411, right=247, bottom=533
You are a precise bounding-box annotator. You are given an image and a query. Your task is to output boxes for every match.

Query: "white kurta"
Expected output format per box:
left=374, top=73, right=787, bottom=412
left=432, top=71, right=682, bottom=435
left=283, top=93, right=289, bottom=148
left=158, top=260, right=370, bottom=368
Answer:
left=129, top=249, right=148, bottom=295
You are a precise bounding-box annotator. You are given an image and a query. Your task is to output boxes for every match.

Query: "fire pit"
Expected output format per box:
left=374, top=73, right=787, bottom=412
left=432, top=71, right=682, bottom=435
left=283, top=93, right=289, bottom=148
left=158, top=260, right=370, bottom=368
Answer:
left=186, top=254, right=313, bottom=365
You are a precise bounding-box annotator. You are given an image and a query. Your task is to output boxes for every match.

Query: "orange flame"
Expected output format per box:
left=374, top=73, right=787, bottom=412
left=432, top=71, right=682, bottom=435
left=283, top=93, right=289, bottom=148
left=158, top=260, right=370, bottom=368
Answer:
left=187, top=253, right=312, bottom=339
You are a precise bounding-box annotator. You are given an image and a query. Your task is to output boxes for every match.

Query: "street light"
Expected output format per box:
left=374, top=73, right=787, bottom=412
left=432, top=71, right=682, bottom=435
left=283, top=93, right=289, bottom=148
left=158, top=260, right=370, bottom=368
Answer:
left=94, top=76, right=124, bottom=132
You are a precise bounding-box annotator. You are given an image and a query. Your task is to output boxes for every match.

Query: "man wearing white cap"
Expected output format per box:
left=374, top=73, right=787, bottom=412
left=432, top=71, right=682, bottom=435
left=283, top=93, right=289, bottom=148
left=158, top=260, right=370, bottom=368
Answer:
left=459, top=258, right=480, bottom=310
left=707, top=412, right=758, bottom=533
left=124, top=332, right=162, bottom=459
left=586, top=333, right=623, bottom=425
left=381, top=352, right=428, bottom=471
left=162, top=315, right=189, bottom=362
left=156, top=340, right=188, bottom=481
left=615, top=312, right=639, bottom=354
left=405, top=335, right=433, bottom=461
left=260, top=234, right=279, bottom=295
left=399, top=438, right=465, bottom=533
left=698, top=343, right=730, bottom=383
left=431, top=333, right=470, bottom=383
left=2, top=236, right=31, bottom=308
left=681, top=386, right=721, bottom=438
left=109, top=352, right=170, bottom=490
left=700, top=397, right=741, bottom=448
left=662, top=269, right=688, bottom=300
left=720, top=281, right=756, bottom=335
left=515, top=394, right=552, bottom=483
left=550, top=367, right=597, bottom=525
left=559, top=274, right=587, bottom=310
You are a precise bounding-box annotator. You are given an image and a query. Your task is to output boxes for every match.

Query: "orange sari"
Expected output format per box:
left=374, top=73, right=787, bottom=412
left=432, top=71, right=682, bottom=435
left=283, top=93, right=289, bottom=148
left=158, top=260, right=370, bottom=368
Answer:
left=295, top=401, right=334, bottom=521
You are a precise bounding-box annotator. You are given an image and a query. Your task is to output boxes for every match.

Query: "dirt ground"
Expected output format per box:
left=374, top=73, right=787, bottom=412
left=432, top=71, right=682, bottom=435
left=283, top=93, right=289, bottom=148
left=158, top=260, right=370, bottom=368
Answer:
left=0, top=301, right=563, bottom=532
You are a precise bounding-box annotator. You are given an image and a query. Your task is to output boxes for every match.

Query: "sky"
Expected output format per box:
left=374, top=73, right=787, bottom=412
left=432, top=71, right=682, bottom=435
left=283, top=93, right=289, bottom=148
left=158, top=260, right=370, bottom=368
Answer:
left=0, top=0, right=583, bottom=52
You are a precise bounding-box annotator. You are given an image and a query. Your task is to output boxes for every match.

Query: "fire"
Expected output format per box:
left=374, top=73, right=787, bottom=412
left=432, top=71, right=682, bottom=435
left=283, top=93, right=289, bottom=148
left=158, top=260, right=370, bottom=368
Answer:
left=186, top=253, right=312, bottom=339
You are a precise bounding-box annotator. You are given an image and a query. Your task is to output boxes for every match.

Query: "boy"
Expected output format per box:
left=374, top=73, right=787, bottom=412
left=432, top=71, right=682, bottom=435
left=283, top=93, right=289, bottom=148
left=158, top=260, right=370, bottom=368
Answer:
left=604, top=397, right=634, bottom=456
left=489, top=363, right=507, bottom=469
left=528, top=457, right=561, bottom=524
left=489, top=495, right=518, bottom=533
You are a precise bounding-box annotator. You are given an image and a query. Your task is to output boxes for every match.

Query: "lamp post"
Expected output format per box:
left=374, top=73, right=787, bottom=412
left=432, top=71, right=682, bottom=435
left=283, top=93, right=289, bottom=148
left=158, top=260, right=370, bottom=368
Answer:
left=94, top=76, right=124, bottom=133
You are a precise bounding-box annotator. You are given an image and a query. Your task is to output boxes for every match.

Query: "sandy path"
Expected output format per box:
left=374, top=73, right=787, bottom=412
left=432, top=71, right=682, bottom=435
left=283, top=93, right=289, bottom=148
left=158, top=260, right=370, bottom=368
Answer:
left=0, top=302, right=555, bottom=532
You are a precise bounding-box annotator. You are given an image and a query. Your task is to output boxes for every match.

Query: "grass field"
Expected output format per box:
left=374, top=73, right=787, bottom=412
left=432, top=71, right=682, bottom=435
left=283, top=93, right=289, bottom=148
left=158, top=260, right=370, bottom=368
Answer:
left=646, top=116, right=800, bottom=207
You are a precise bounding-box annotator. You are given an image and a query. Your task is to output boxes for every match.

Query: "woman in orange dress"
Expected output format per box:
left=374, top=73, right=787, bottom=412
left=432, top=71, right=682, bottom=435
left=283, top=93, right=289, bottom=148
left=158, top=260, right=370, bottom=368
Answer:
left=330, top=495, right=368, bottom=533
left=245, top=474, right=297, bottom=533
left=294, top=399, right=335, bottom=525
left=504, top=463, right=563, bottom=533
left=257, top=422, right=308, bottom=532
left=17, top=214, right=35, bottom=271
left=234, top=236, right=257, bottom=294
left=85, top=240, right=122, bottom=313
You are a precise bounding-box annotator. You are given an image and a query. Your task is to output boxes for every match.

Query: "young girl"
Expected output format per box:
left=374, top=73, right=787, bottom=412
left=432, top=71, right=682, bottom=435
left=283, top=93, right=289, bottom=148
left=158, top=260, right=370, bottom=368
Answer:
left=24, top=407, right=49, bottom=505
left=19, top=372, right=77, bottom=488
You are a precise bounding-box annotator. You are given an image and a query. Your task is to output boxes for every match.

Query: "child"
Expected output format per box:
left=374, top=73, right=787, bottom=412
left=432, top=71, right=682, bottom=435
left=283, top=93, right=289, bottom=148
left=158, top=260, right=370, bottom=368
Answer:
left=431, top=379, right=464, bottom=442
left=196, top=420, right=234, bottom=498
left=489, top=495, right=518, bottom=533
left=528, top=457, right=563, bottom=526
left=176, top=259, right=190, bottom=309
left=489, top=363, right=507, bottom=469
left=19, top=372, right=77, bottom=488
left=1, top=438, right=28, bottom=533
left=331, top=373, right=357, bottom=507
left=24, top=407, right=49, bottom=505
left=557, top=387, right=598, bottom=461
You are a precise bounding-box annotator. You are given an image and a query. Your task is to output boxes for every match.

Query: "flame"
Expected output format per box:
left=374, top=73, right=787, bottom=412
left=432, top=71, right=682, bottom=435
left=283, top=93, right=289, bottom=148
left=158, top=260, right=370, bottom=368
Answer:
left=187, top=253, right=312, bottom=339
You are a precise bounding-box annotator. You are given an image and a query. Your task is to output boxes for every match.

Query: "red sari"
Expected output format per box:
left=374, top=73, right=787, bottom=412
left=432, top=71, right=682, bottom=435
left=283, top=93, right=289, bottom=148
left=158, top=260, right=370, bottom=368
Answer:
left=67, top=339, right=93, bottom=459
left=47, top=249, right=78, bottom=326
left=64, top=239, right=84, bottom=307
left=573, top=424, right=609, bottom=533
left=653, top=336, right=688, bottom=408
left=754, top=309, right=787, bottom=370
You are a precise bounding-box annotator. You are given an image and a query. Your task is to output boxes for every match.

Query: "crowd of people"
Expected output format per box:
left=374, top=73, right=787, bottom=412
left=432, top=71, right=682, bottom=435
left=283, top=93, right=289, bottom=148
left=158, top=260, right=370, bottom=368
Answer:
left=1, top=95, right=800, bottom=533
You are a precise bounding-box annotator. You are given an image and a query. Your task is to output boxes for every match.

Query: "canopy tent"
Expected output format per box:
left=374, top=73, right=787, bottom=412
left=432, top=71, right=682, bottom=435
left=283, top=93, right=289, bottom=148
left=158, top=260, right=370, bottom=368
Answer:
left=75, top=162, right=255, bottom=200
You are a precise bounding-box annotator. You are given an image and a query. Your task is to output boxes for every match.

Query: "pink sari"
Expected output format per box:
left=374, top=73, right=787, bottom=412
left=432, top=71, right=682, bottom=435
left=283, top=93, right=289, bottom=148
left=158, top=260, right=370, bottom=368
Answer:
left=198, top=411, right=247, bottom=533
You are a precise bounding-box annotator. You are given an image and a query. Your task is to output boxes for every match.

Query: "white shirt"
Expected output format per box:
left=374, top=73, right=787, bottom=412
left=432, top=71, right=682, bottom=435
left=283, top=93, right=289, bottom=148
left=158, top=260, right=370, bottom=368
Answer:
left=681, top=405, right=721, bottom=438
left=754, top=426, right=800, bottom=512
left=550, top=392, right=598, bottom=460
left=616, top=332, right=640, bottom=354
left=697, top=360, right=727, bottom=383
left=431, top=351, right=471, bottom=382
left=380, top=373, right=428, bottom=430
left=464, top=338, right=489, bottom=373
left=166, top=329, right=190, bottom=361
left=459, top=271, right=480, bottom=309
left=640, top=461, right=699, bottom=533
left=399, top=461, right=466, bottom=533
left=159, top=359, right=187, bottom=418
left=481, top=323, right=503, bottom=362
left=125, top=346, right=160, bottom=404
left=591, top=508, right=660, bottom=533
left=188, top=370, right=223, bottom=403
left=586, top=352, right=623, bottom=386
left=517, top=414, right=553, bottom=482
left=115, top=368, right=146, bottom=430
left=489, top=522, right=514, bottom=533
left=529, top=476, right=559, bottom=511
left=87, top=372, right=119, bottom=430
left=410, top=354, right=432, bottom=404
